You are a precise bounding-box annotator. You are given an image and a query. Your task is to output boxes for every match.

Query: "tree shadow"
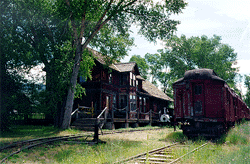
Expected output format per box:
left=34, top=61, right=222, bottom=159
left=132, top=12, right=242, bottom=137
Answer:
left=0, top=125, right=61, bottom=139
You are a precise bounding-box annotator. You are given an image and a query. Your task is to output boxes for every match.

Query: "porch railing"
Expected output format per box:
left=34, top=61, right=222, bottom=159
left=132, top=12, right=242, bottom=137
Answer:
left=71, top=105, right=94, bottom=118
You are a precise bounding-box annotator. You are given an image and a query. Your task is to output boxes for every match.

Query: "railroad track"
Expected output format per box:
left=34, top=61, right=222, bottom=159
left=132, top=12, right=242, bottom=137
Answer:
left=0, top=128, right=163, bottom=163
left=115, top=142, right=208, bottom=164
left=0, top=134, right=92, bottom=163
left=0, top=127, right=164, bottom=163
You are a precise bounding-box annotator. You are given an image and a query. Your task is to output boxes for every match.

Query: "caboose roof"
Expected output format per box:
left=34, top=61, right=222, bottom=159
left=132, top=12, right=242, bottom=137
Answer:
left=173, top=68, right=225, bottom=84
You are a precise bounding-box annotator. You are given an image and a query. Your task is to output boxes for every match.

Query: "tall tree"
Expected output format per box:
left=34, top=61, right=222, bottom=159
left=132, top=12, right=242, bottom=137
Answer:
left=56, top=0, right=187, bottom=129
left=1, top=0, right=136, bottom=128
left=159, top=34, right=239, bottom=92
left=244, top=75, right=250, bottom=107
left=129, top=55, right=149, bottom=80
left=0, top=0, right=35, bottom=130
left=1, top=0, right=75, bottom=127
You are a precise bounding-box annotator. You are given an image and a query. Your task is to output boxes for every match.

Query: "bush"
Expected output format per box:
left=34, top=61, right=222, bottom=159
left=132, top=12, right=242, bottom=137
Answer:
left=165, top=132, right=188, bottom=143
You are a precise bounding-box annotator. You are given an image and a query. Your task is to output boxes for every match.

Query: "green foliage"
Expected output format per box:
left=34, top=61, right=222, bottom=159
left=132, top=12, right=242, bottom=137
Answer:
left=165, top=131, right=188, bottom=143
left=132, top=34, right=239, bottom=97
left=1, top=0, right=187, bottom=129
left=244, top=75, right=250, bottom=107
left=161, top=35, right=238, bottom=88
left=129, top=55, right=149, bottom=79
left=145, top=53, right=163, bottom=85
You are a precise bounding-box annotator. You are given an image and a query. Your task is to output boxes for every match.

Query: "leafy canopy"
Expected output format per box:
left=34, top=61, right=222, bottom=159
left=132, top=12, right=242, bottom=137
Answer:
left=160, top=35, right=238, bottom=87
left=132, top=35, right=239, bottom=97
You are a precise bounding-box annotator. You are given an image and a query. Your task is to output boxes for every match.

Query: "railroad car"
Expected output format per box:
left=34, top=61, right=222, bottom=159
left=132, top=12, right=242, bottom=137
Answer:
left=173, top=68, right=250, bottom=137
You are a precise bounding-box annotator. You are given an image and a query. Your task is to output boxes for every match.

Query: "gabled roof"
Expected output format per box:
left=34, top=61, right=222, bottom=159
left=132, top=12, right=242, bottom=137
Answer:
left=87, top=48, right=139, bottom=74
left=87, top=48, right=120, bottom=72
left=142, top=80, right=173, bottom=102
left=113, top=62, right=136, bottom=72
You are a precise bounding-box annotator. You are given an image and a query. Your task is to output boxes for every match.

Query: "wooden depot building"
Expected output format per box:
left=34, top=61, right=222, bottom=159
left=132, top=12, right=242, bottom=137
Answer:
left=72, top=49, right=173, bottom=129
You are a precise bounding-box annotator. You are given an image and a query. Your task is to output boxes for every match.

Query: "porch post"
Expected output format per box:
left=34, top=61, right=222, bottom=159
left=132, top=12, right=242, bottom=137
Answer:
left=149, top=109, right=152, bottom=126
left=125, top=106, right=129, bottom=128
left=93, top=118, right=99, bottom=142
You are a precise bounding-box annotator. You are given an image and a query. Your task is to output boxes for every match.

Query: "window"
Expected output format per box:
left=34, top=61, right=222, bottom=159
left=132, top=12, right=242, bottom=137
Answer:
left=194, top=101, right=202, bottom=116
left=121, top=74, right=127, bottom=85
left=129, top=72, right=137, bottom=86
left=79, top=76, right=86, bottom=83
left=130, top=72, right=133, bottom=86
left=194, top=85, right=202, bottom=95
left=109, top=73, right=112, bottom=84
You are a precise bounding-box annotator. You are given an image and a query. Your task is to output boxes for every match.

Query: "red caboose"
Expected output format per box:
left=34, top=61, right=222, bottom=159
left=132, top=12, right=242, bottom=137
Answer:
left=173, top=68, right=250, bottom=137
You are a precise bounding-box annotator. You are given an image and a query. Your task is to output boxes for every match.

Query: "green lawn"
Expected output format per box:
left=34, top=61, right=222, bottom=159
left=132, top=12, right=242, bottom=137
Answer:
left=0, top=122, right=249, bottom=163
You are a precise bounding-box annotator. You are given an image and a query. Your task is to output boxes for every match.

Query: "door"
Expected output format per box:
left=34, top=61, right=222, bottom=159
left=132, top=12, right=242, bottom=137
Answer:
left=193, top=83, right=204, bottom=117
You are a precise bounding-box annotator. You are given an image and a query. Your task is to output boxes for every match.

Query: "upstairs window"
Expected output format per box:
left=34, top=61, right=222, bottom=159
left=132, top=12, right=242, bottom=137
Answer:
left=109, top=73, right=112, bottom=84
left=121, top=74, right=127, bottom=85
left=194, top=85, right=202, bottom=95
left=130, top=72, right=137, bottom=86
left=130, top=72, right=133, bottom=86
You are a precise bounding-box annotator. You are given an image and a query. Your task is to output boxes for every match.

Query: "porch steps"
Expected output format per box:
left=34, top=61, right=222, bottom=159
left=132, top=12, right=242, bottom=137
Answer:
left=71, top=118, right=101, bottom=131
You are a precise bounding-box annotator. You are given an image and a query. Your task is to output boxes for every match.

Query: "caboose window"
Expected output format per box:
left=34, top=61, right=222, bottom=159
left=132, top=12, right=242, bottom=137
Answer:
left=194, top=85, right=202, bottom=95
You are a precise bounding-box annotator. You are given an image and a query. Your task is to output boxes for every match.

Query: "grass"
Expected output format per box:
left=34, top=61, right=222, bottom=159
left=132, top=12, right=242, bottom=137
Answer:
left=0, top=125, right=88, bottom=153
left=164, top=121, right=250, bottom=164
left=0, top=122, right=249, bottom=163
left=0, top=125, right=174, bottom=163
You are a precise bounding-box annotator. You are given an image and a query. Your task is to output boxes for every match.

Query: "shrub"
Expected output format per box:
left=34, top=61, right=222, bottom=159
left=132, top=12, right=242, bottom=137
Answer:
left=165, top=132, right=188, bottom=143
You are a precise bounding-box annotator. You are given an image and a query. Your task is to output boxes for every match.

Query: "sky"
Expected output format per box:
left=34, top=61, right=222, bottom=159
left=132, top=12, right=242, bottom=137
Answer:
left=122, top=0, right=250, bottom=76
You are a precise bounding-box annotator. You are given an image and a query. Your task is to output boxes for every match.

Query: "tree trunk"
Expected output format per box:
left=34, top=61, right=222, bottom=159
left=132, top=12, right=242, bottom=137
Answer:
left=61, top=45, right=82, bottom=129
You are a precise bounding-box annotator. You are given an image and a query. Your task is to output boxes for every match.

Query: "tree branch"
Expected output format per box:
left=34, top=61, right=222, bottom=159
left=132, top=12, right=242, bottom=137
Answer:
left=64, top=0, right=78, bottom=45
left=94, top=0, right=114, bottom=29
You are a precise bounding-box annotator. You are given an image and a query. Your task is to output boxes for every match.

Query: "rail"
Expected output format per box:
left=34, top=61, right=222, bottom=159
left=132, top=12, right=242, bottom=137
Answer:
left=169, top=143, right=208, bottom=164
left=115, top=142, right=208, bottom=164
left=71, top=105, right=94, bottom=118
left=71, top=108, right=79, bottom=116
left=0, top=135, right=88, bottom=163
left=97, top=107, right=108, bottom=119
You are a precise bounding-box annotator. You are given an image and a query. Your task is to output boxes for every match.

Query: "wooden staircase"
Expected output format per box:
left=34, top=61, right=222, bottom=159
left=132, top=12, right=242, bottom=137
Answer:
left=71, top=118, right=96, bottom=131
left=71, top=118, right=103, bottom=131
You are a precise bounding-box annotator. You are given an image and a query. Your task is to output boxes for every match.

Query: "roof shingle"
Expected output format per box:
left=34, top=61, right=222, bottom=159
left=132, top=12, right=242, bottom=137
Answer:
left=142, top=80, right=173, bottom=101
